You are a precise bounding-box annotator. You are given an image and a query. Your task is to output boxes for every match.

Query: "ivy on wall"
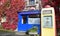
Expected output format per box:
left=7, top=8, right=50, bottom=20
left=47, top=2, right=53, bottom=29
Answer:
left=0, top=0, right=25, bottom=30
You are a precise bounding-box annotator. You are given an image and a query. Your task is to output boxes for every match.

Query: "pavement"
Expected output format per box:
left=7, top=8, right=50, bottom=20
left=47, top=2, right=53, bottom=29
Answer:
left=0, top=31, right=39, bottom=36
left=0, top=32, right=27, bottom=36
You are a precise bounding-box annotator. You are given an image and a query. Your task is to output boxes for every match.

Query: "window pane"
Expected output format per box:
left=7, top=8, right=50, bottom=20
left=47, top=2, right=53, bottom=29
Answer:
left=29, top=0, right=35, bottom=5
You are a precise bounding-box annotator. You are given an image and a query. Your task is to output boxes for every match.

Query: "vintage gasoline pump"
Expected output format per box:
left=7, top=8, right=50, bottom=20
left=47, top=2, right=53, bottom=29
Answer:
left=41, top=7, right=56, bottom=36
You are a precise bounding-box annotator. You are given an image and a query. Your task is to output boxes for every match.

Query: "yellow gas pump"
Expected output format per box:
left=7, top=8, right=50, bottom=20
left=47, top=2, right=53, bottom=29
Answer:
left=41, top=7, right=56, bottom=36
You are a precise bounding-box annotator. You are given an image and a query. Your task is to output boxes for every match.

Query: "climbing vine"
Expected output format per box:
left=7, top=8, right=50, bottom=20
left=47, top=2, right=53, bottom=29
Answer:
left=0, top=0, right=25, bottom=30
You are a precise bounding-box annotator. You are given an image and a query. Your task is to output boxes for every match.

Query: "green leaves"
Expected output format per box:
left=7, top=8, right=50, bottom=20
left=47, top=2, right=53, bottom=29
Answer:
left=29, top=26, right=38, bottom=32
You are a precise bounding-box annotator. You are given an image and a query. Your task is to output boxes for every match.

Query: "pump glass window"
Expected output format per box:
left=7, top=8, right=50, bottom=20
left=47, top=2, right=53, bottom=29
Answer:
left=43, top=16, right=53, bottom=28
left=28, top=14, right=40, bottom=24
left=43, top=10, right=52, bottom=14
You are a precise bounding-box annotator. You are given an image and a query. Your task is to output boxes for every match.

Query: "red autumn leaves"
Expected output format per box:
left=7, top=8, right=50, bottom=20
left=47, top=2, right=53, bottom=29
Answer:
left=0, top=0, right=7, bottom=6
left=2, top=22, right=17, bottom=30
left=42, top=0, right=56, bottom=8
left=0, top=0, right=25, bottom=30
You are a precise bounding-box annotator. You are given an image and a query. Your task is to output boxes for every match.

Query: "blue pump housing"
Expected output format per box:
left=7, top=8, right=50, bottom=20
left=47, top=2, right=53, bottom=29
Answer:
left=18, top=10, right=41, bottom=34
